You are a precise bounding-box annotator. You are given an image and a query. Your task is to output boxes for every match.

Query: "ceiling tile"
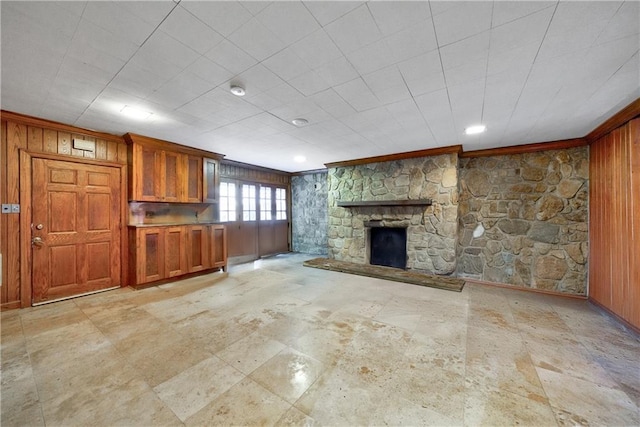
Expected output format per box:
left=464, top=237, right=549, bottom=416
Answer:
left=347, top=38, right=395, bottom=75
left=324, top=4, right=382, bottom=54
left=289, top=71, right=331, bottom=97
left=257, top=1, right=320, bottom=44
left=398, top=51, right=446, bottom=97
left=228, top=17, right=286, bottom=62
left=119, top=1, right=177, bottom=27
left=262, top=48, right=311, bottom=81
left=492, top=1, right=556, bottom=27
left=595, top=1, right=639, bottom=45
left=302, top=1, right=362, bottom=26
left=186, top=57, right=234, bottom=87
left=181, top=0, right=253, bottom=37
left=234, top=64, right=285, bottom=94
left=490, top=6, right=554, bottom=55
left=440, top=32, right=490, bottom=71
left=205, top=39, right=258, bottom=75
left=314, top=56, right=359, bottom=87
left=291, top=29, right=343, bottom=69
left=362, top=66, right=412, bottom=105
left=367, top=1, right=431, bottom=36
left=110, top=63, right=170, bottom=99
left=82, top=2, right=158, bottom=46
left=383, top=22, right=438, bottom=64
left=160, top=6, right=225, bottom=55
left=335, top=78, right=382, bottom=112
left=240, top=1, right=272, bottom=16
left=432, top=1, right=493, bottom=47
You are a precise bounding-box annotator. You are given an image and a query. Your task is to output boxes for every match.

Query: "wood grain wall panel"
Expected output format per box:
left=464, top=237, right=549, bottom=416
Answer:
left=589, top=117, right=640, bottom=329
left=28, top=126, right=43, bottom=151
left=0, top=113, right=126, bottom=308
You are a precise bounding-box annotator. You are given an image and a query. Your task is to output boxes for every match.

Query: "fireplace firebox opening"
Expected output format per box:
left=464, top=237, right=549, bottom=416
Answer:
left=369, top=227, right=407, bottom=269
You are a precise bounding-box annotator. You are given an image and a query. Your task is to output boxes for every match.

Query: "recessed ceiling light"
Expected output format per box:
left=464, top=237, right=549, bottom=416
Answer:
left=294, top=155, right=306, bottom=163
left=292, top=118, right=308, bottom=126
left=230, top=85, right=245, bottom=96
left=465, top=124, right=486, bottom=135
left=120, top=105, right=152, bottom=120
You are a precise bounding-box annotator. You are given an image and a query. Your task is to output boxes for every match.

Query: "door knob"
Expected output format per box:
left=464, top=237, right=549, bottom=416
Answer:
left=32, top=236, right=44, bottom=247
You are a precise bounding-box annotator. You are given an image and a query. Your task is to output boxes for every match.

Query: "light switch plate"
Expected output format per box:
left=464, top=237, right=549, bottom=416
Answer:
left=10, top=204, right=20, bottom=213
left=1, top=204, right=10, bottom=213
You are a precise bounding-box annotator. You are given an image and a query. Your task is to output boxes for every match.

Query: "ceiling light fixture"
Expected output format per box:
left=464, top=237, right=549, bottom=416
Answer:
left=465, top=124, right=486, bottom=135
left=291, top=118, right=308, bottom=126
left=120, top=105, right=152, bottom=120
left=230, top=85, right=245, bottom=96
left=294, top=155, right=306, bottom=163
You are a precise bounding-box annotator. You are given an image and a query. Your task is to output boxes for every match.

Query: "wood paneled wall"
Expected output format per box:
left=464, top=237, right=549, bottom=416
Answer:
left=221, top=160, right=290, bottom=185
left=0, top=111, right=127, bottom=309
left=589, top=117, right=640, bottom=329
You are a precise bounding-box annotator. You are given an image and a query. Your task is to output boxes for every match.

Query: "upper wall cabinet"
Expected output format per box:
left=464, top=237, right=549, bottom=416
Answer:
left=125, top=133, right=222, bottom=203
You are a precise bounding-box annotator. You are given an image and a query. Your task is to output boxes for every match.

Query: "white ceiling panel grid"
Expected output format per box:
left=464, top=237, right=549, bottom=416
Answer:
left=1, top=0, right=638, bottom=172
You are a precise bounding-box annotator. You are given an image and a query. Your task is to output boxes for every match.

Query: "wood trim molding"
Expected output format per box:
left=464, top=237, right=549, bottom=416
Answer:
left=124, top=133, right=224, bottom=160
left=460, top=138, right=588, bottom=158
left=586, top=97, right=640, bottom=143
left=589, top=298, right=640, bottom=336
left=291, top=168, right=328, bottom=176
left=463, top=278, right=588, bottom=300
left=325, top=145, right=463, bottom=168
left=1, top=110, right=124, bottom=143
left=19, top=150, right=33, bottom=307
left=221, top=158, right=291, bottom=176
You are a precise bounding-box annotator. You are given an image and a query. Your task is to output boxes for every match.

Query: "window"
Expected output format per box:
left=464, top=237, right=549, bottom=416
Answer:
left=260, top=187, right=272, bottom=220
left=276, top=188, right=287, bottom=220
left=242, top=184, right=256, bottom=221
left=219, top=182, right=236, bottom=222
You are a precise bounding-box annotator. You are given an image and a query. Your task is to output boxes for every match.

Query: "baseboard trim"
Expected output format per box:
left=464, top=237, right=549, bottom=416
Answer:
left=588, top=298, right=640, bottom=335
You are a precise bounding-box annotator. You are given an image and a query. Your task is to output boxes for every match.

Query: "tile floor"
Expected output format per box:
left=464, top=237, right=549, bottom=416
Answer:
left=1, top=253, right=639, bottom=426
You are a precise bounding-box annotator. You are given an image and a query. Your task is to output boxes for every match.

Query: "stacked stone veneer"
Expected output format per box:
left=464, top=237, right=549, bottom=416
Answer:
left=328, top=154, right=459, bottom=275
left=292, top=172, right=328, bottom=255
left=457, top=147, right=589, bottom=294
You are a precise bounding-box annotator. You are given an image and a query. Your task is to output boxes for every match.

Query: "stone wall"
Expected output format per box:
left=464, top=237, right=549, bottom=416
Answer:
left=291, top=171, right=328, bottom=255
left=328, top=154, right=459, bottom=275
left=457, top=147, right=589, bottom=294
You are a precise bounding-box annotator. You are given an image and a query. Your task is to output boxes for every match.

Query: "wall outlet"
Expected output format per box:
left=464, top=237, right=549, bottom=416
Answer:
left=1, top=204, right=10, bottom=214
left=10, top=204, right=20, bottom=213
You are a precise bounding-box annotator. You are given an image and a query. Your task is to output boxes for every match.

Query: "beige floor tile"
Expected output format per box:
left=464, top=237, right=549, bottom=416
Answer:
left=2, top=253, right=639, bottom=426
left=464, top=385, right=557, bottom=426
left=537, top=367, right=639, bottom=426
left=185, top=377, right=291, bottom=426
left=154, top=356, right=245, bottom=422
left=216, top=331, right=287, bottom=375
left=250, top=347, right=325, bottom=404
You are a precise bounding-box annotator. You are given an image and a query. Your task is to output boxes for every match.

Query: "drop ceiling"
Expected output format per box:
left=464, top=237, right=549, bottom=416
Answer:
left=1, top=1, right=638, bottom=172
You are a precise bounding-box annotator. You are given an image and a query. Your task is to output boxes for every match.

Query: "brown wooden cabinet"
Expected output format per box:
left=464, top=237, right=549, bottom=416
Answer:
left=125, top=133, right=221, bottom=203
left=203, top=157, right=219, bottom=203
left=187, top=225, right=208, bottom=273
left=208, top=224, right=227, bottom=269
left=129, top=224, right=227, bottom=286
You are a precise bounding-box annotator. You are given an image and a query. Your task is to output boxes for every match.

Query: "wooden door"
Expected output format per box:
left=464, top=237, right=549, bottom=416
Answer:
left=185, top=155, right=203, bottom=202
left=32, top=158, right=121, bottom=304
left=203, top=157, right=219, bottom=203
left=138, top=227, right=165, bottom=284
left=133, top=144, right=161, bottom=201
left=165, top=227, right=187, bottom=277
left=208, top=225, right=227, bottom=270
left=187, top=225, right=208, bottom=273
left=258, top=186, right=289, bottom=257
left=162, top=151, right=183, bottom=202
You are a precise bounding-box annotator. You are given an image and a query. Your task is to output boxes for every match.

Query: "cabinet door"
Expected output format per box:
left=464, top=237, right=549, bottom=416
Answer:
left=208, top=225, right=227, bottom=271
left=187, top=225, right=208, bottom=273
left=162, top=151, right=183, bottom=202
left=165, top=227, right=187, bottom=277
left=133, top=144, right=161, bottom=201
left=185, top=155, right=203, bottom=202
left=203, top=157, right=219, bottom=203
left=138, top=228, right=165, bottom=283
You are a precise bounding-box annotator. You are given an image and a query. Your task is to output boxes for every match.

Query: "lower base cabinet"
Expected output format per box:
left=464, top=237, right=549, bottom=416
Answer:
left=129, top=224, right=227, bottom=286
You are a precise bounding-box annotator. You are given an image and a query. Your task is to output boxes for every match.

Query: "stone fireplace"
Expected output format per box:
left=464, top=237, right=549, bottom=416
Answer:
left=327, top=153, right=459, bottom=275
